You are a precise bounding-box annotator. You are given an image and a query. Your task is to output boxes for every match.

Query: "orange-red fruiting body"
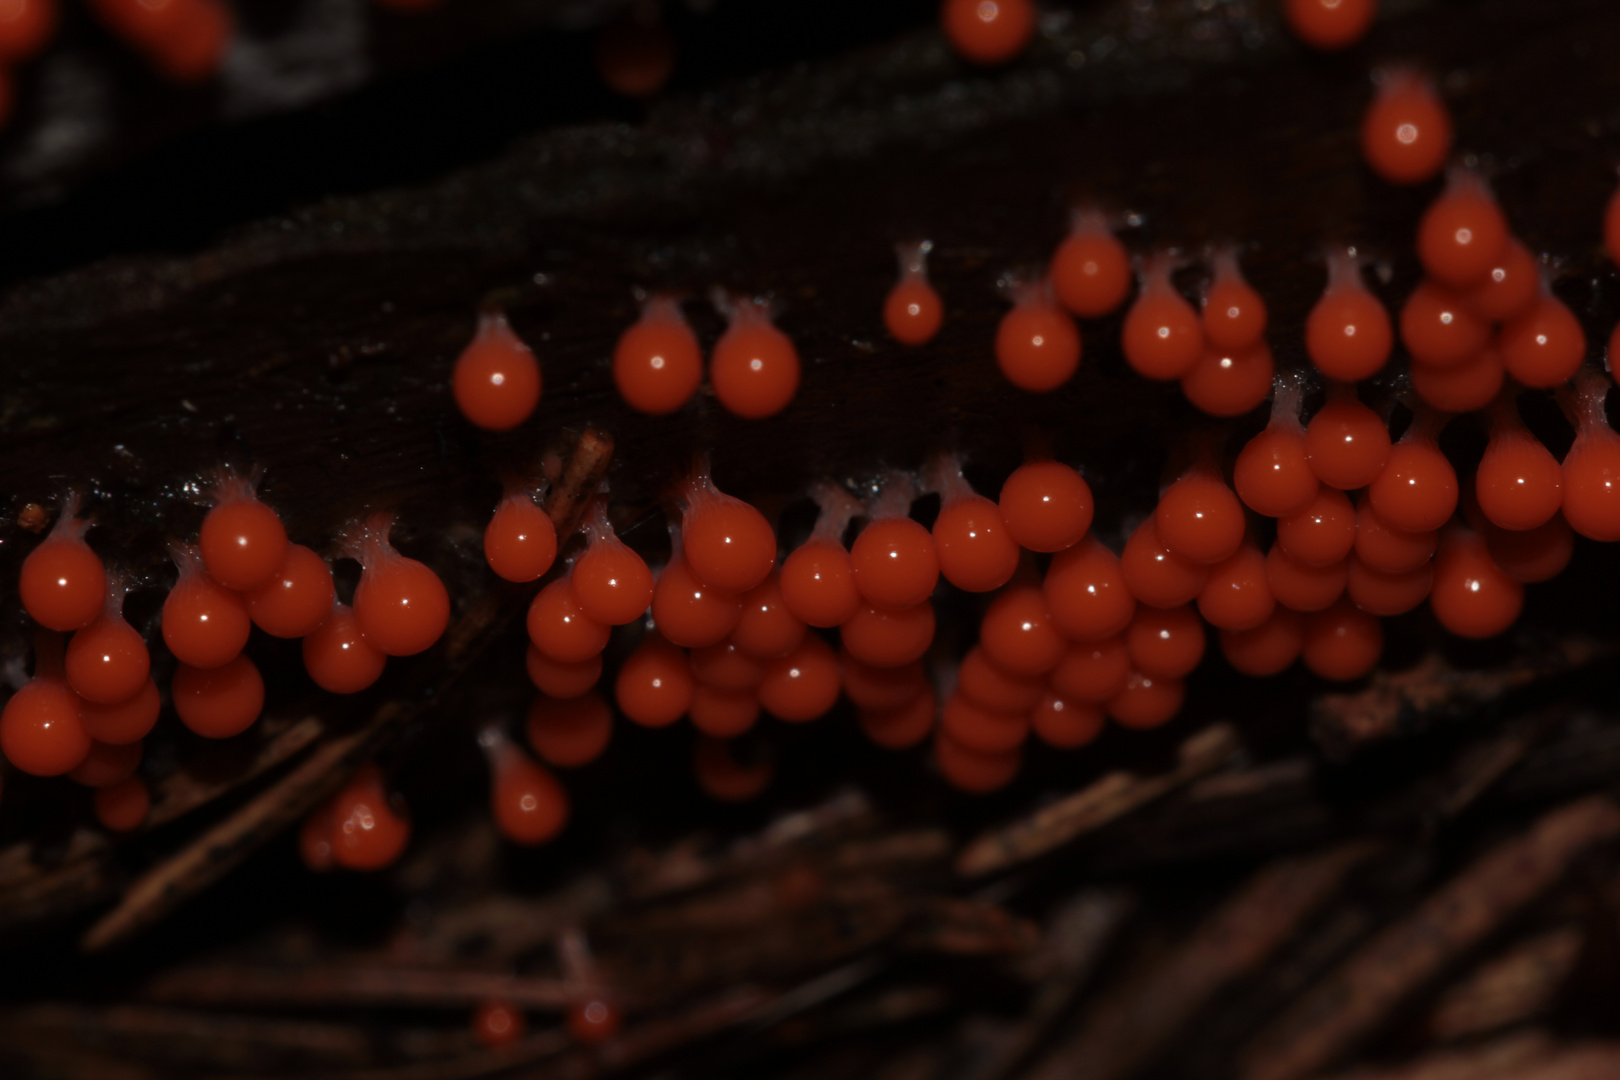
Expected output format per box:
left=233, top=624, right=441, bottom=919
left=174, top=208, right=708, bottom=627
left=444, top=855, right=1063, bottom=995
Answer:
left=1410, top=345, right=1504, bottom=413
left=568, top=997, right=623, bottom=1045
left=1305, top=248, right=1392, bottom=381
left=957, top=646, right=1045, bottom=712
left=1220, top=606, right=1305, bottom=676
left=1483, top=514, right=1574, bottom=585
left=1030, top=691, right=1105, bottom=749
left=1234, top=373, right=1320, bottom=518
left=1181, top=341, right=1275, bottom=418
left=19, top=494, right=106, bottom=632
left=199, top=471, right=288, bottom=591
left=690, top=639, right=766, bottom=691
left=1353, top=496, right=1436, bottom=574
left=1050, top=208, right=1132, bottom=319
left=998, top=459, right=1093, bottom=553
left=941, top=692, right=1028, bottom=754
left=451, top=310, right=542, bottom=432
left=940, top=0, right=1036, bottom=66
left=1121, top=253, right=1203, bottom=380
left=858, top=684, right=936, bottom=749
left=485, top=733, right=570, bottom=845
left=934, top=732, right=1020, bottom=793
left=87, top=0, right=189, bottom=49
left=757, top=633, right=840, bottom=722
left=68, top=738, right=142, bottom=788
left=1202, top=248, right=1268, bottom=351
left=345, top=513, right=451, bottom=657
left=1048, top=636, right=1130, bottom=702
left=1477, top=395, right=1563, bottom=532
left=613, top=632, right=695, bottom=728
left=571, top=498, right=655, bottom=627
left=303, top=603, right=388, bottom=694
left=0, top=633, right=90, bottom=776
left=594, top=1, right=675, bottom=97
left=842, top=652, right=927, bottom=711
left=1284, top=0, right=1376, bottom=50
left=1120, top=516, right=1210, bottom=609
left=154, top=0, right=232, bottom=83
left=472, top=1000, right=527, bottom=1049
left=1367, top=409, right=1457, bottom=533
left=1499, top=286, right=1587, bottom=389
left=689, top=685, right=761, bottom=738
left=1416, top=170, right=1510, bottom=289
left=1559, top=371, right=1620, bottom=542
left=331, top=763, right=411, bottom=871
left=527, top=573, right=612, bottom=663
left=1105, top=670, right=1185, bottom=730
left=709, top=293, right=800, bottom=419
left=1607, top=180, right=1620, bottom=266
left=612, top=295, right=702, bottom=415
left=850, top=475, right=939, bottom=609
left=80, top=677, right=161, bottom=745
left=172, top=654, right=264, bottom=738
left=526, top=691, right=614, bottom=767
left=841, top=601, right=936, bottom=669
left=1044, top=534, right=1136, bottom=640
left=1154, top=458, right=1246, bottom=565
left=1264, top=544, right=1347, bottom=613
left=1301, top=598, right=1382, bottom=680
left=979, top=584, right=1065, bottom=676
left=994, top=277, right=1081, bottom=392
left=693, top=736, right=774, bottom=801
left=1277, top=486, right=1357, bottom=567
left=1125, top=603, right=1206, bottom=679
left=1464, top=238, right=1539, bottom=323
left=300, top=802, right=336, bottom=872
left=1345, top=555, right=1432, bottom=616
left=781, top=482, right=864, bottom=627
left=926, top=454, right=1019, bottom=593
left=732, top=571, right=807, bottom=659
left=245, top=544, right=336, bottom=638
left=94, top=777, right=150, bottom=832
left=1304, top=385, right=1392, bottom=490
left=90, top=0, right=233, bottom=83
left=483, top=490, right=557, bottom=584
left=1429, top=526, right=1523, bottom=639
left=652, top=551, right=742, bottom=649
left=1400, top=279, right=1490, bottom=368
left=65, top=575, right=149, bottom=705
left=1360, top=68, right=1451, bottom=185
left=884, top=240, right=944, bottom=346
left=161, top=542, right=250, bottom=670
left=677, top=460, right=778, bottom=594
left=1196, top=541, right=1276, bottom=632
left=0, top=0, right=57, bottom=63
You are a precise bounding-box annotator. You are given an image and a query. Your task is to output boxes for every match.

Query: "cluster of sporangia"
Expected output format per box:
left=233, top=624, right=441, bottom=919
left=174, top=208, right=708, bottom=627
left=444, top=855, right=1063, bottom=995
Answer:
left=0, top=474, right=454, bottom=839
left=0, top=0, right=1614, bottom=1047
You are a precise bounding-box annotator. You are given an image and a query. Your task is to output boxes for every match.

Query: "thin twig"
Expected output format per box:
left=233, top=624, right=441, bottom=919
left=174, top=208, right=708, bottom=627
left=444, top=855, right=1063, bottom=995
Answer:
left=956, top=723, right=1240, bottom=877
left=146, top=715, right=325, bottom=829
left=1321, top=1030, right=1620, bottom=1080
left=1029, top=841, right=1381, bottom=1080
left=1309, top=640, right=1613, bottom=760
left=1240, top=796, right=1620, bottom=1080
left=1424, top=927, right=1583, bottom=1042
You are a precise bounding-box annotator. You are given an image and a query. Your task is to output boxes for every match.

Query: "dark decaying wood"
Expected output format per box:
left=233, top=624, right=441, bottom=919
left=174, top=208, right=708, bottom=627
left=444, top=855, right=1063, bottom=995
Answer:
left=2, top=0, right=1620, bottom=1077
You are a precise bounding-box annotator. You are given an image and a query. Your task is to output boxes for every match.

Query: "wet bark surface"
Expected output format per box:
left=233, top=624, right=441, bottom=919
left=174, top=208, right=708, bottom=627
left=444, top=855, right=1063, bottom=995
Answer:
left=2, top=1, right=1620, bottom=1076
